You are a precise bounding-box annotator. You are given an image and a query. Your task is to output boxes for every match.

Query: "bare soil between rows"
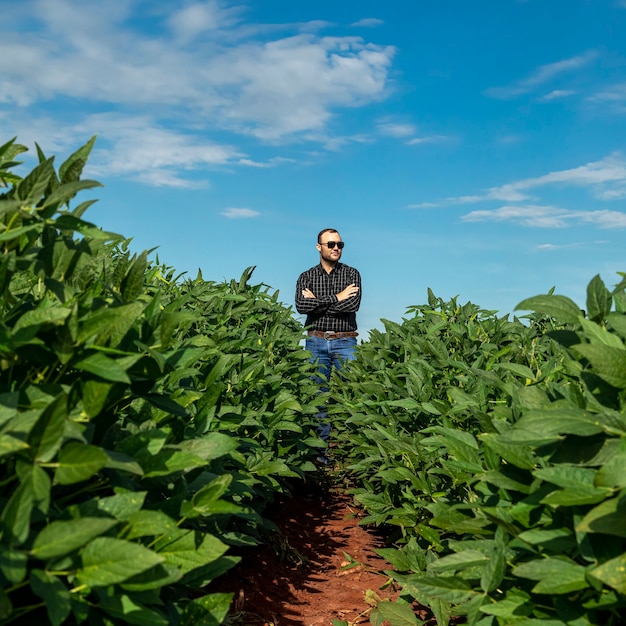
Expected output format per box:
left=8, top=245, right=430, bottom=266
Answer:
left=213, top=478, right=431, bottom=626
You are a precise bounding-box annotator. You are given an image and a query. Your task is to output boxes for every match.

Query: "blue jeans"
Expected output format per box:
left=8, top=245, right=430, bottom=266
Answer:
left=306, top=336, right=357, bottom=443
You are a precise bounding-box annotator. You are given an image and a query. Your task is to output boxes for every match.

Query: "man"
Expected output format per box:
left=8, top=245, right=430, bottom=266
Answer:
left=295, top=228, right=362, bottom=451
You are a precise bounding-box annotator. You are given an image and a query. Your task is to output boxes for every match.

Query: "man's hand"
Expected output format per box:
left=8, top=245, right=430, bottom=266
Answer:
left=302, top=288, right=316, bottom=299
left=337, top=283, right=359, bottom=302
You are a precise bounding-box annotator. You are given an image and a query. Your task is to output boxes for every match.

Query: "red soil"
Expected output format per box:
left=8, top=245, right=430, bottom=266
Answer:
left=215, top=480, right=407, bottom=625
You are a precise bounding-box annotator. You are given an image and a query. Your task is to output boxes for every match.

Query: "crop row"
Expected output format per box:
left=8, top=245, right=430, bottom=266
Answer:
left=330, top=280, right=626, bottom=624
left=0, top=138, right=327, bottom=625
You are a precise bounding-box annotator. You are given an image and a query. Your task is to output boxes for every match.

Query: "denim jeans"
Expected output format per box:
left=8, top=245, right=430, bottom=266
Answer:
left=306, top=335, right=357, bottom=443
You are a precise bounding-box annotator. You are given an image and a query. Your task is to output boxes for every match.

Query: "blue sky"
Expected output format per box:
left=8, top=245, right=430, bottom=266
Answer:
left=2, top=0, right=626, bottom=335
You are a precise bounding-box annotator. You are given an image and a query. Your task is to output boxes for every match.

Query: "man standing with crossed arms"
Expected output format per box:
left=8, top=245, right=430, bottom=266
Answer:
left=295, top=228, right=362, bottom=456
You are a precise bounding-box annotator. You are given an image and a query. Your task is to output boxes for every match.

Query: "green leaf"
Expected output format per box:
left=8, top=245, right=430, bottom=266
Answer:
left=97, top=592, right=168, bottom=626
left=121, top=250, right=148, bottom=302
left=123, top=510, right=178, bottom=540
left=495, top=362, right=535, bottom=381
left=95, top=491, right=147, bottom=521
left=589, top=553, right=626, bottom=593
left=607, top=312, right=626, bottom=340
left=0, top=480, right=33, bottom=545
left=0, top=547, right=27, bottom=584
left=595, top=451, right=626, bottom=488
left=78, top=301, right=146, bottom=347
left=479, top=589, right=532, bottom=618
left=30, top=570, right=72, bottom=626
left=515, top=294, right=583, bottom=324
left=481, top=543, right=506, bottom=594
left=81, top=379, right=114, bottom=418
left=428, top=550, right=488, bottom=574
left=77, top=537, right=164, bottom=587
left=371, top=601, right=420, bottom=626
left=573, top=343, right=626, bottom=389
left=586, top=274, right=612, bottom=322
left=27, top=393, right=67, bottom=462
left=579, top=317, right=625, bottom=349
left=74, top=352, right=131, bottom=384
left=142, top=450, right=208, bottom=477
left=153, top=529, right=228, bottom=578
left=515, top=408, right=607, bottom=438
left=179, top=433, right=239, bottom=461
left=512, top=558, right=589, bottom=594
left=403, top=575, right=478, bottom=604
left=12, top=304, right=71, bottom=332
left=0, top=433, right=30, bottom=459
left=577, top=497, right=626, bottom=538
left=59, top=135, right=96, bottom=183
left=31, top=517, right=118, bottom=560
left=180, top=593, right=233, bottom=626
left=55, top=443, right=109, bottom=485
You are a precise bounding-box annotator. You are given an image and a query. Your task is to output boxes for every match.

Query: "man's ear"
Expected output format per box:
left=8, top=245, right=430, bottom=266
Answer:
left=315, top=243, right=321, bottom=252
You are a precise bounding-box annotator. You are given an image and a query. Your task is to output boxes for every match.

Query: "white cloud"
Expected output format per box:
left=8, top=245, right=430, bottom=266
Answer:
left=462, top=204, right=626, bottom=229
left=377, top=122, right=416, bottom=138
left=436, top=154, right=626, bottom=206
left=540, top=89, right=576, bottom=101
left=485, top=51, right=597, bottom=99
left=406, top=135, right=446, bottom=145
left=168, top=1, right=245, bottom=42
left=0, top=2, right=395, bottom=138
left=0, top=0, right=396, bottom=183
left=221, top=207, right=260, bottom=219
left=588, top=82, right=626, bottom=111
left=74, top=114, right=243, bottom=188
left=351, top=18, right=384, bottom=28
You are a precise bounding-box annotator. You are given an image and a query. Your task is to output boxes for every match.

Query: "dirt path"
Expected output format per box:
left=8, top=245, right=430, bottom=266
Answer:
left=216, top=481, right=403, bottom=625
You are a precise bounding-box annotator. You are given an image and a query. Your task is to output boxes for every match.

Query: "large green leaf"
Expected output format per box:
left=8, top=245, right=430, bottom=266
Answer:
left=586, top=274, right=612, bottom=322
left=515, top=294, right=582, bottom=324
left=55, top=442, right=109, bottom=485
left=573, top=343, right=626, bottom=389
left=514, top=408, right=607, bottom=438
left=77, top=538, right=164, bottom=587
left=370, top=601, right=420, bottom=626
left=31, top=517, right=118, bottom=559
left=401, top=575, right=480, bottom=604
left=512, top=558, right=589, bottom=594
left=153, top=529, right=228, bottom=578
left=577, top=497, right=626, bottom=538
left=74, top=352, right=131, bottom=384
left=178, top=433, right=239, bottom=461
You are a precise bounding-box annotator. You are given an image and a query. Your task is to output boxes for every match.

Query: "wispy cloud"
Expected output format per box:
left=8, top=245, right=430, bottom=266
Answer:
left=462, top=205, right=626, bottom=229
left=588, top=82, right=626, bottom=112
left=406, top=135, right=447, bottom=145
left=410, top=154, right=626, bottom=228
left=221, top=207, right=260, bottom=219
left=351, top=18, right=384, bottom=28
left=485, top=51, right=597, bottom=99
left=429, top=154, right=626, bottom=205
left=377, top=121, right=416, bottom=138
left=540, top=89, right=576, bottom=101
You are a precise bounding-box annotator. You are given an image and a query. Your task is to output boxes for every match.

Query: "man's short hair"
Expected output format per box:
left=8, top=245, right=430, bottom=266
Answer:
left=317, top=228, right=339, bottom=243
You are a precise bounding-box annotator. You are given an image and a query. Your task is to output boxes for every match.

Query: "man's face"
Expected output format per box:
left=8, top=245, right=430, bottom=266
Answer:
left=317, top=231, right=343, bottom=263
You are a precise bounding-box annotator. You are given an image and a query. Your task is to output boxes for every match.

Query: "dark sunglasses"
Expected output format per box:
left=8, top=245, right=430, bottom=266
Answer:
left=319, top=241, right=345, bottom=249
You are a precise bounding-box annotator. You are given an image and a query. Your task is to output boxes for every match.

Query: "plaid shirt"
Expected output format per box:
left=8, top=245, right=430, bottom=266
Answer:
left=295, top=262, right=361, bottom=332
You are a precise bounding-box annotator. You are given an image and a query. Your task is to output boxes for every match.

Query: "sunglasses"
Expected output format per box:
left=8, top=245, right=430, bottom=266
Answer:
left=319, top=241, right=345, bottom=249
